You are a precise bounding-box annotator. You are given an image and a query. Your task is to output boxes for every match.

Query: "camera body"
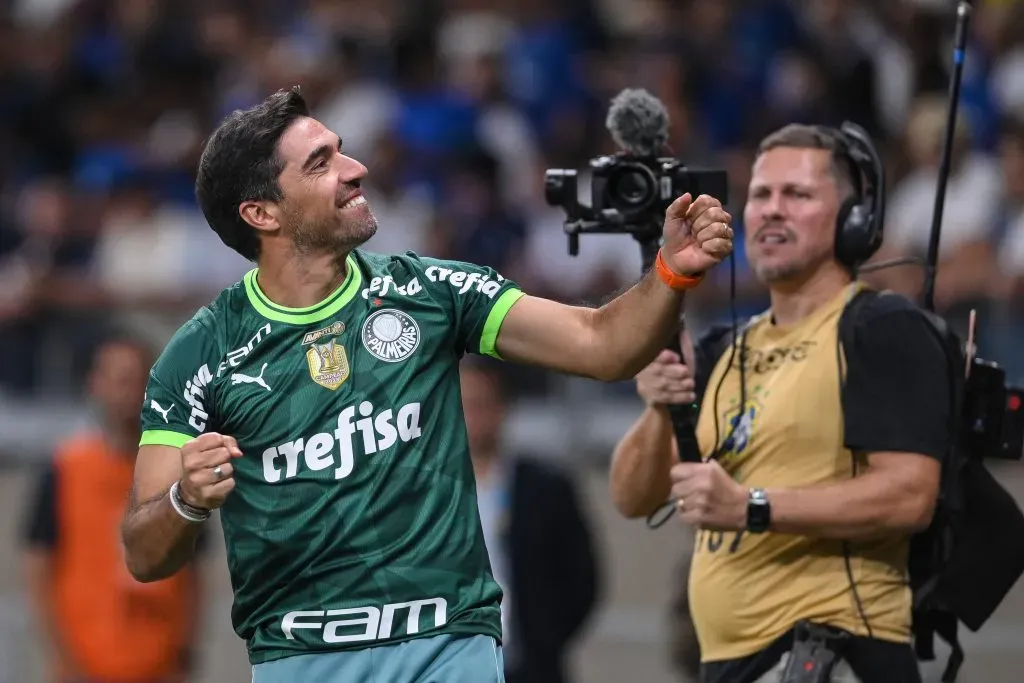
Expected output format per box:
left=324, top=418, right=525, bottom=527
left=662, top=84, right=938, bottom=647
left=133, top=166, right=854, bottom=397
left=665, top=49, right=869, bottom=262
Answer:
left=544, top=153, right=728, bottom=259
left=964, top=358, right=1024, bottom=460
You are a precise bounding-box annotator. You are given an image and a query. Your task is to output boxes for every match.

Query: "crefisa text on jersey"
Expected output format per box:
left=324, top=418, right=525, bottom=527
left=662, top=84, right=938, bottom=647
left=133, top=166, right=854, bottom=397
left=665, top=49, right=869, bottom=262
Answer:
left=262, top=400, right=422, bottom=483
left=360, top=266, right=505, bottom=301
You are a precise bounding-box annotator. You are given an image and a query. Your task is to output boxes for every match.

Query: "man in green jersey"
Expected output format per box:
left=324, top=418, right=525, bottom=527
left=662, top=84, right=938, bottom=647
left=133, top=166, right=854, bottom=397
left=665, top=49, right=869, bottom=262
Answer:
left=120, top=86, right=733, bottom=683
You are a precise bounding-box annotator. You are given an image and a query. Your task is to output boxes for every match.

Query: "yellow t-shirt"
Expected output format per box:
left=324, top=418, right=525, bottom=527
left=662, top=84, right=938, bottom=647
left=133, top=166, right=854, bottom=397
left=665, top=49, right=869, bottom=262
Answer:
left=689, top=283, right=913, bottom=662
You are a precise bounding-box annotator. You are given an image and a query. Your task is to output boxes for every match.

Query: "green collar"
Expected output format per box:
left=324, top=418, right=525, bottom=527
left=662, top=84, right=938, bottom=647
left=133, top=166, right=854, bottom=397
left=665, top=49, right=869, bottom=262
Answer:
left=244, top=254, right=363, bottom=325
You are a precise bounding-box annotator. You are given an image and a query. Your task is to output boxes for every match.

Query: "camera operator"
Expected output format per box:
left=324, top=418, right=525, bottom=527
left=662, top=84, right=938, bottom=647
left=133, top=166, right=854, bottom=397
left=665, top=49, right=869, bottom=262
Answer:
left=609, top=123, right=952, bottom=683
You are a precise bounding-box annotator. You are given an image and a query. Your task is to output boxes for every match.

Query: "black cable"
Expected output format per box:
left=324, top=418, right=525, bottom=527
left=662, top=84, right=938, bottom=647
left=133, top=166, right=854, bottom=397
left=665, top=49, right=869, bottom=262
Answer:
left=834, top=293, right=874, bottom=638
left=647, top=248, right=746, bottom=529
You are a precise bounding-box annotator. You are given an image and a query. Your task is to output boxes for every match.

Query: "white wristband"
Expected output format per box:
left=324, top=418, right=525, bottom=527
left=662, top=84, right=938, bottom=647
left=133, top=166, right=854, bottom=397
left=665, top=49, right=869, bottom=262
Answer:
left=169, top=481, right=211, bottom=523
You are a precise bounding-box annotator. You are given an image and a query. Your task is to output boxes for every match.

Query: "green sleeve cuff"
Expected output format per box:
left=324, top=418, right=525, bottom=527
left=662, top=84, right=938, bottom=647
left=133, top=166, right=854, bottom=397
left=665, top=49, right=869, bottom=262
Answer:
left=139, top=430, right=193, bottom=448
left=479, top=289, right=525, bottom=359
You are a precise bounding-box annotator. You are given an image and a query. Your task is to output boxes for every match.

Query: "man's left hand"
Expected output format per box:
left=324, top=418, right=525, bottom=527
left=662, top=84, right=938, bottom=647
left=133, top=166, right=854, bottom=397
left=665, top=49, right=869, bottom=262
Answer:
left=670, top=460, right=748, bottom=531
left=662, top=193, right=734, bottom=277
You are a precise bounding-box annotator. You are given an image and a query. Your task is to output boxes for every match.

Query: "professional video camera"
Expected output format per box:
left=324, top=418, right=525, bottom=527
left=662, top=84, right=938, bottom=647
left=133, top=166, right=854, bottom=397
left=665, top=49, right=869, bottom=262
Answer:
left=543, top=88, right=730, bottom=466
left=543, top=88, right=729, bottom=266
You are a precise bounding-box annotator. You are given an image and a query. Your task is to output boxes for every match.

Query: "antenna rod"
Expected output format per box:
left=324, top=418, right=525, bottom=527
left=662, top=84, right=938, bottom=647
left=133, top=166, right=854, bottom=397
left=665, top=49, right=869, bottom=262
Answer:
left=922, top=0, right=973, bottom=312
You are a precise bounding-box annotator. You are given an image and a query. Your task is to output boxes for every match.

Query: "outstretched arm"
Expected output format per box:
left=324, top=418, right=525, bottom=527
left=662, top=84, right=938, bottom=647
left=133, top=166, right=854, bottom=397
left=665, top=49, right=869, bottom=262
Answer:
left=494, top=271, right=682, bottom=382
left=495, top=193, right=732, bottom=381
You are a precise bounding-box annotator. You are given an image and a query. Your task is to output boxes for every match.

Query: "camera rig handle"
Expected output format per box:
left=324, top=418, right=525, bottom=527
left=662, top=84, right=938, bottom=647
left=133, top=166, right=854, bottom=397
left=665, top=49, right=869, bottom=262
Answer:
left=564, top=214, right=704, bottom=463
left=637, top=231, right=704, bottom=464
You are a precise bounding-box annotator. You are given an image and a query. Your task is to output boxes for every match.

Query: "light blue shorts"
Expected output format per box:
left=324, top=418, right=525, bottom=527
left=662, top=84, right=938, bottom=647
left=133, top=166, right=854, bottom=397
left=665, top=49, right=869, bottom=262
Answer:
left=251, top=633, right=505, bottom=683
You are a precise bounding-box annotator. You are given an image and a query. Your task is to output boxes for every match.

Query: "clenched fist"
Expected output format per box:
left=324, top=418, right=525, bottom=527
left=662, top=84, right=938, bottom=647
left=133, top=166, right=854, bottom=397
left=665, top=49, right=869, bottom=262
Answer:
left=670, top=460, right=747, bottom=531
left=179, top=433, right=243, bottom=510
left=661, top=193, right=733, bottom=277
left=637, top=349, right=696, bottom=407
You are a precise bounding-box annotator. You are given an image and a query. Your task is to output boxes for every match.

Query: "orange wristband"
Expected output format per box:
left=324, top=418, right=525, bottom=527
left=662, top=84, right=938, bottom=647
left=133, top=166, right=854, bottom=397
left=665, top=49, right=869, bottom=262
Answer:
left=655, top=249, right=704, bottom=291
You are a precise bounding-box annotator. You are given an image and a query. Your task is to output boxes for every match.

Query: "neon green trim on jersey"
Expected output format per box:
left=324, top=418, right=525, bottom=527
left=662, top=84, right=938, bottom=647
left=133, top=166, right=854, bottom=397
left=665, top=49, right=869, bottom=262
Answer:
left=480, top=289, right=525, bottom=359
left=244, top=254, right=363, bottom=324
left=139, top=430, right=192, bottom=448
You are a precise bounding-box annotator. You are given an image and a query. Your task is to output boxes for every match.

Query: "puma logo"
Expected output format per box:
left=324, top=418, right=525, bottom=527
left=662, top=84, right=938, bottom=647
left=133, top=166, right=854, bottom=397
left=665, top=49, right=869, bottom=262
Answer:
left=150, top=400, right=174, bottom=423
left=231, top=363, right=272, bottom=392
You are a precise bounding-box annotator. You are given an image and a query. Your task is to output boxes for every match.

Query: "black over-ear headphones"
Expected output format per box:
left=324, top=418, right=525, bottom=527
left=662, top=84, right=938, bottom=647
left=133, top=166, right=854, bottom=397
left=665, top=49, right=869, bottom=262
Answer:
left=822, top=121, right=886, bottom=272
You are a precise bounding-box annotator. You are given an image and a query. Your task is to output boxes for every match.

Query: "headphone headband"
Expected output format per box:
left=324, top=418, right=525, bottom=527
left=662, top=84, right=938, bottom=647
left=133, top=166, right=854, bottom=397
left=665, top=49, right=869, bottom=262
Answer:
left=837, top=121, right=886, bottom=233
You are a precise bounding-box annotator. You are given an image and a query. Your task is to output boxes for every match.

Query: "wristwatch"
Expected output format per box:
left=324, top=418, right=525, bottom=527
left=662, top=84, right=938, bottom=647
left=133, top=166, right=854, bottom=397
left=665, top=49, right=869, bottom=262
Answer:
left=746, top=488, right=771, bottom=533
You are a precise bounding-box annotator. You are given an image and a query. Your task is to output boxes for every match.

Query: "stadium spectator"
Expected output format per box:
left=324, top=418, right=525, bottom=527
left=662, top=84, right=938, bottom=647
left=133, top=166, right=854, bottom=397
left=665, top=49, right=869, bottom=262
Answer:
left=20, top=334, right=206, bottom=683
left=873, top=95, right=1001, bottom=328
left=991, top=116, right=1024, bottom=383
left=462, top=358, right=600, bottom=683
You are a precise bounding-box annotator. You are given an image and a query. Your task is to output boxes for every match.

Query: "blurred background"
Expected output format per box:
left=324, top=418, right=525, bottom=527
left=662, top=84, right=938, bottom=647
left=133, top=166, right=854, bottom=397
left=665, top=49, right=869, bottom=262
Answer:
left=1, top=0, right=1024, bottom=681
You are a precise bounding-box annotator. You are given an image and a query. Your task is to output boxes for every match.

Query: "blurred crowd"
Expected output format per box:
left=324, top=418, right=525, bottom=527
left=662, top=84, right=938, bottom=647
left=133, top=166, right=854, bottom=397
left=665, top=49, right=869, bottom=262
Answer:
left=2, top=1, right=1024, bottom=681
left=1, top=0, right=1024, bottom=401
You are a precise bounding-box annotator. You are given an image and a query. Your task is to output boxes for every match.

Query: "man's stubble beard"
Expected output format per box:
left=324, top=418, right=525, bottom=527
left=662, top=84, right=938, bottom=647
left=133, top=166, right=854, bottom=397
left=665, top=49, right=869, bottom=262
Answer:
left=752, top=260, right=805, bottom=285
left=750, top=249, right=830, bottom=286
left=291, top=206, right=379, bottom=255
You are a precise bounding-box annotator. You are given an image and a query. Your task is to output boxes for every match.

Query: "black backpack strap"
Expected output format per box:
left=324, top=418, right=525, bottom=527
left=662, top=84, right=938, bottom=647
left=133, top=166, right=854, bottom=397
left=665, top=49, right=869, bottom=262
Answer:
left=912, top=609, right=936, bottom=660
left=837, top=287, right=964, bottom=680
left=836, top=286, right=878, bottom=381
left=934, top=611, right=965, bottom=683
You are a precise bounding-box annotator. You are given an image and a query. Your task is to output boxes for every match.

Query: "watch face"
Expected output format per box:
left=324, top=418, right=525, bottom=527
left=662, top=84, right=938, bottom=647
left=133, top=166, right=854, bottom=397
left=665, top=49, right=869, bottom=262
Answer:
left=748, top=489, right=770, bottom=532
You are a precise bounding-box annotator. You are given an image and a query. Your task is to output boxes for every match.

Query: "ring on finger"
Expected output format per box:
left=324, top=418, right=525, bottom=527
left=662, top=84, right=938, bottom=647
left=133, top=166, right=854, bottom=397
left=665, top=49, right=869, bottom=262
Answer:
left=676, top=497, right=685, bottom=512
left=213, top=465, right=224, bottom=480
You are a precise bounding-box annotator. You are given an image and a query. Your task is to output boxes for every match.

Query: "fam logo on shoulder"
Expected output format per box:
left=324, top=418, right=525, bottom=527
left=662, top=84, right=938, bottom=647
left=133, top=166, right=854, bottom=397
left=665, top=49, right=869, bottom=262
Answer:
left=361, top=309, right=419, bottom=363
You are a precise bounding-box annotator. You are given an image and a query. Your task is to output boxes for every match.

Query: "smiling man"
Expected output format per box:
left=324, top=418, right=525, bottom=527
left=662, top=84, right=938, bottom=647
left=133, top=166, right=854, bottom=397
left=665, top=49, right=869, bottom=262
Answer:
left=118, top=86, right=733, bottom=682
left=609, top=123, right=952, bottom=683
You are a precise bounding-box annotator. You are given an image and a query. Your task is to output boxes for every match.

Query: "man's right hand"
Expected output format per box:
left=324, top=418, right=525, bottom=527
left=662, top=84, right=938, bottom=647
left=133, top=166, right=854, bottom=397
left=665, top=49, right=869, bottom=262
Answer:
left=179, top=433, right=243, bottom=510
left=636, top=350, right=696, bottom=407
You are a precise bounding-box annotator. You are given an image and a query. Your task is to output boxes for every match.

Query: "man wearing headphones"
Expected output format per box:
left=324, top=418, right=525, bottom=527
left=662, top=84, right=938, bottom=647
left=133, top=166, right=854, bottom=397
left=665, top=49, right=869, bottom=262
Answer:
left=609, top=123, right=952, bottom=683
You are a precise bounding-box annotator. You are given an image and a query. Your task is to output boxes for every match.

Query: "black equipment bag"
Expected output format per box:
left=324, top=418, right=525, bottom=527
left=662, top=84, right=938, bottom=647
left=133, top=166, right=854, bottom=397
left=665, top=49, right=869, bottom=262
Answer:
left=838, top=288, right=1024, bottom=682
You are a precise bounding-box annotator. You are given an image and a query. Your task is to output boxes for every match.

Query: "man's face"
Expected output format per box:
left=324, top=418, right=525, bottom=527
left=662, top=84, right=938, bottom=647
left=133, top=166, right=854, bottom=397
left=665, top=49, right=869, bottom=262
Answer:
left=743, top=147, right=842, bottom=285
left=89, top=342, right=150, bottom=427
left=272, top=116, right=378, bottom=253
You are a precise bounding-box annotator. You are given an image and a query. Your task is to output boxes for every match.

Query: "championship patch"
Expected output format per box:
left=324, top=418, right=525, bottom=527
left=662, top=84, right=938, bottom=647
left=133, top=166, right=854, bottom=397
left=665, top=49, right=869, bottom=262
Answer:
left=361, top=309, right=420, bottom=363
left=305, top=337, right=350, bottom=390
left=302, top=321, right=345, bottom=346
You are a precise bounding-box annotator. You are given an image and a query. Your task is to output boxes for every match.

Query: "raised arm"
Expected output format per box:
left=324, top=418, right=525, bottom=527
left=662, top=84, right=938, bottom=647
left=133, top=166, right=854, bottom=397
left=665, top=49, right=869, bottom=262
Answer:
left=495, top=193, right=732, bottom=381
left=121, top=435, right=240, bottom=582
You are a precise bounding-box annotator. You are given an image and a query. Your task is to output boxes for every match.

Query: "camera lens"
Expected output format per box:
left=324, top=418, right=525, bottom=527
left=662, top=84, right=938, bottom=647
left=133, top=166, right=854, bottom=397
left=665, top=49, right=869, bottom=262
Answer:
left=617, top=171, right=649, bottom=204
left=608, top=163, right=656, bottom=212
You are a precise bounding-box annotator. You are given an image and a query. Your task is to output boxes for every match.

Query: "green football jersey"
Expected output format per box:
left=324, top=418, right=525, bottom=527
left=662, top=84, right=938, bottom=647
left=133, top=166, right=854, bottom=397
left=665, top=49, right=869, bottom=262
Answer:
left=139, top=249, right=524, bottom=664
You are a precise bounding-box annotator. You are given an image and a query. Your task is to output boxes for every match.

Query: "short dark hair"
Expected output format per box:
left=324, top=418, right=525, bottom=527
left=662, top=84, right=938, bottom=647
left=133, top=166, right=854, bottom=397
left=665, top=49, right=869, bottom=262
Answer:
left=756, top=123, right=860, bottom=200
left=195, top=86, right=311, bottom=262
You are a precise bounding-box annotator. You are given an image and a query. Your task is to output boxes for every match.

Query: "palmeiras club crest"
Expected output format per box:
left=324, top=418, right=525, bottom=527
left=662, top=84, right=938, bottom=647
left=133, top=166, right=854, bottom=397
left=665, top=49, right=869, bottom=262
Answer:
left=361, top=309, right=420, bottom=363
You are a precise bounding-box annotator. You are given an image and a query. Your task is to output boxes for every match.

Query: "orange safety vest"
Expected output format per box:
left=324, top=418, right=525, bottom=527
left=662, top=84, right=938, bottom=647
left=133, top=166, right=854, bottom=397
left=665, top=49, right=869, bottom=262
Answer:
left=49, top=433, right=196, bottom=681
